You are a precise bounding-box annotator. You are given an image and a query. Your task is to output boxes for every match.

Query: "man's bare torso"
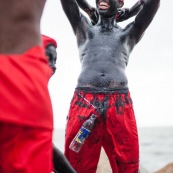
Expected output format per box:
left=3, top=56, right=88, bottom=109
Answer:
left=60, top=0, right=160, bottom=89
left=0, top=0, right=46, bottom=54
left=77, top=20, right=134, bottom=88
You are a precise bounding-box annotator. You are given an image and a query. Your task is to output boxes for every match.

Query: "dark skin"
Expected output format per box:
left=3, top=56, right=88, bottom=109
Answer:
left=60, top=0, right=160, bottom=88
left=46, top=45, right=57, bottom=75
left=76, top=0, right=144, bottom=24
left=0, top=0, right=46, bottom=54
left=45, top=45, right=76, bottom=173
left=53, top=145, right=77, bottom=173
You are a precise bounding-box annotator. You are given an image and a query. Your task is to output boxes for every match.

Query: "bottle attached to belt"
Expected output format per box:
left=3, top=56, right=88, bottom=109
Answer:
left=69, top=114, right=97, bottom=153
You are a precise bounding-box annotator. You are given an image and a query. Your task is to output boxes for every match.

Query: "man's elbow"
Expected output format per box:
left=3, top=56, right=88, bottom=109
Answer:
left=154, top=0, right=160, bottom=8
left=144, top=0, right=160, bottom=7
left=150, top=0, right=160, bottom=8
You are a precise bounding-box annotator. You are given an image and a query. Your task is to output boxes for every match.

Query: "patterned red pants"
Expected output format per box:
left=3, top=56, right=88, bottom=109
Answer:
left=65, top=87, right=139, bottom=173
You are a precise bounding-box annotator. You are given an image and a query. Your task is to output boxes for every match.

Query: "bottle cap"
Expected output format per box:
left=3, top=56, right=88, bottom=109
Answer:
left=91, top=114, right=97, bottom=119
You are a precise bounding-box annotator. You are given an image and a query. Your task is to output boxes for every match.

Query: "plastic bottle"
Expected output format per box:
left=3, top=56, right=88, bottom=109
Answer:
left=69, top=114, right=97, bottom=153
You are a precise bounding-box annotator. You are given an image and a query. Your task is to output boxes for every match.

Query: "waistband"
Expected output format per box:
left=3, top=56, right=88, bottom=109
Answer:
left=75, top=87, right=129, bottom=94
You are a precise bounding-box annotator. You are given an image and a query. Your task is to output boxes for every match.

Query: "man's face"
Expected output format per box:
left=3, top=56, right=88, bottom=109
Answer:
left=96, top=0, right=118, bottom=17
left=46, top=45, right=57, bottom=75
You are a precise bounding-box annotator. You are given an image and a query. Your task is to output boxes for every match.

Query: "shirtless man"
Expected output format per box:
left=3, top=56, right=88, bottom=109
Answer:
left=0, top=1, right=53, bottom=173
left=60, top=0, right=160, bottom=172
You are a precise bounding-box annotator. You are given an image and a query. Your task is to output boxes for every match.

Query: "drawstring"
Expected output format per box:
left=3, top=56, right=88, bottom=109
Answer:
left=75, top=90, right=114, bottom=117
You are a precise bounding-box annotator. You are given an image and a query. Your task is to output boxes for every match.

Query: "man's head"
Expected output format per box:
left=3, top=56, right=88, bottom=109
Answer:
left=42, top=35, right=57, bottom=75
left=96, top=0, right=124, bottom=17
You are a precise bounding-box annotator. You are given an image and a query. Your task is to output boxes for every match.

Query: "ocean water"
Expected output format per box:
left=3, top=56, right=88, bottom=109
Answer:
left=53, top=127, right=173, bottom=172
left=138, top=127, right=173, bottom=172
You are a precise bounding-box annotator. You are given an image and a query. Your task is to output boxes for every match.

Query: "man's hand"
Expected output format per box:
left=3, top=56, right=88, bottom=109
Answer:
left=76, top=0, right=98, bottom=24
left=88, top=8, right=98, bottom=25
left=116, top=8, right=130, bottom=22
left=117, top=0, right=145, bottom=22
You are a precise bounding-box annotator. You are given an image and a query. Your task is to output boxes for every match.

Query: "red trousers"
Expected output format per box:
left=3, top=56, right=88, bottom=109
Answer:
left=65, top=87, right=139, bottom=173
left=0, top=46, right=53, bottom=172
left=0, top=122, right=53, bottom=173
left=0, top=46, right=53, bottom=128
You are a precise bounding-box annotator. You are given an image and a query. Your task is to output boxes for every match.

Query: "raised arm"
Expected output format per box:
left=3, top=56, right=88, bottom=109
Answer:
left=76, top=0, right=144, bottom=25
left=132, top=0, right=160, bottom=43
left=117, top=0, right=145, bottom=22
left=60, top=0, right=81, bottom=34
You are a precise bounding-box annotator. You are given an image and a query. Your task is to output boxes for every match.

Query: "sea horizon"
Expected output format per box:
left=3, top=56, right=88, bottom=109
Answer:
left=53, top=126, right=173, bottom=172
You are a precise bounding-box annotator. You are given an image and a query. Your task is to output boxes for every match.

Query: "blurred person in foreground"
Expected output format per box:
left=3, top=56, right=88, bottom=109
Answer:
left=60, top=0, right=160, bottom=172
left=0, top=1, right=54, bottom=172
left=43, top=35, right=77, bottom=173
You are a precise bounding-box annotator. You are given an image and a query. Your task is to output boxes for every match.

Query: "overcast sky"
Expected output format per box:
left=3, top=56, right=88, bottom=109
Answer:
left=41, top=0, right=173, bottom=129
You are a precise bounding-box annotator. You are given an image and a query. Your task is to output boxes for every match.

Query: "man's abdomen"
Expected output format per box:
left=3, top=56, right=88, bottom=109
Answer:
left=77, top=64, right=128, bottom=88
